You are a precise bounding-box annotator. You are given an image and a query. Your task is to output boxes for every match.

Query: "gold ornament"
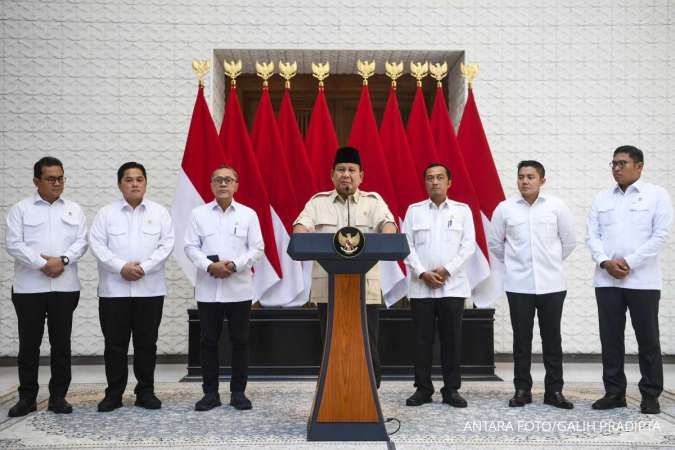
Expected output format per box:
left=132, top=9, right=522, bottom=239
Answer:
left=312, top=62, right=330, bottom=89
left=255, top=61, right=275, bottom=87
left=430, top=61, right=448, bottom=88
left=356, top=59, right=375, bottom=85
left=191, top=60, right=209, bottom=87
left=223, top=59, right=243, bottom=87
left=460, top=63, right=479, bottom=88
left=279, top=61, right=297, bottom=89
left=410, top=61, right=429, bottom=86
left=385, top=61, right=404, bottom=88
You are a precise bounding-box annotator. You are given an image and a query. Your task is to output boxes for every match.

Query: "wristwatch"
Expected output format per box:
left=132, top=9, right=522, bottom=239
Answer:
left=230, top=262, right=237, bottom=273
left=60, top=255, right=70, bottom=266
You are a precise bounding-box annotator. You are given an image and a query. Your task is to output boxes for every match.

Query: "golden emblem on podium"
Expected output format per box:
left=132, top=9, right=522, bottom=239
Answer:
left=333, top=226, right=365, bottom=258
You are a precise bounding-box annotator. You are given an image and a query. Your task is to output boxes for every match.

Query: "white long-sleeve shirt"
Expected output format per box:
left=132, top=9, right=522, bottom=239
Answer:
left=89, top=198, right=174, bottom=298
left=5, top=194, right=88, bottom=293
left=586, top=179, right=673, bottom=289
left=184, top=200, right=264, bottom=303
left=403, top=198, right=476, bottom=299
left=489, top=193, right=576, bottom=295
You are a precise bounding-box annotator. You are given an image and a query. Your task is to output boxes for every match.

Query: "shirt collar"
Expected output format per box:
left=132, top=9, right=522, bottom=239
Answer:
left=32, top=193, right=64, bottom=206
left=209, top=199, right=238, bottom=213
left=426, top=197, right=451, bottom=210
left=331, top=189, right=361, bottom=204
left=614, top=178, right=643, bottom=194
left=516, top=192, right=547, bottom=205
left=120, top=198, right=146, bottom=211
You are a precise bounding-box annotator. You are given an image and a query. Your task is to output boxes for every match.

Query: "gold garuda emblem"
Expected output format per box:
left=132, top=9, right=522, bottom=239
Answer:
left=333, top=226, right=365, bottom=258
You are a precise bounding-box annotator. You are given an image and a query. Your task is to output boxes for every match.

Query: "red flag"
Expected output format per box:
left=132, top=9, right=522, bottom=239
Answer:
left=278, top=88, right=317, bottom=208
left=458, top=88, right=505, bottom=219
left=305, top=87, right=339, bottom=192
left=457, top=87, right=506, bottom=307
left=172, top=85, right=228, bottom=285
left=379, top=86, right=426, bottom=216
left=431, top=86, right=488, bottom=259
left=219, top=83, right=281, bottom=299
left=348, top=84, right=406, bottom=307
left=406, top=86, right=440, bottom=185
left=250, top=86, right=304, bottom=306
left=431, top=85, right=494, bottom=304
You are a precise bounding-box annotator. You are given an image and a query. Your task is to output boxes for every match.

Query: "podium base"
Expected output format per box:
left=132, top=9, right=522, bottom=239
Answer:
left=307, top=421, right=389, bottom=441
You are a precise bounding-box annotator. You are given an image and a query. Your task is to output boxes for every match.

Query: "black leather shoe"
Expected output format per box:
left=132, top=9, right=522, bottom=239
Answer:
left=230, top=391, right=252, bottom=410
left=640, top=395, right=660, bottom=414
left=8, top=398, right=37, bottom=417
left=135, top=392, right=161, bottom=410
left=591, top=393, right=626, bottom=410
left=48, top=397, right=73, bottom=414
left=195, top=392, right=221, bottom=411
left=97, top=396, right=123, bottom=412
left=508, top=389, right=532, bottom=407
left=442, top=390, right=468, bottom=408
left=544, top=391, right=574, bottom=409
left=406, top=390, right=432, bottom=406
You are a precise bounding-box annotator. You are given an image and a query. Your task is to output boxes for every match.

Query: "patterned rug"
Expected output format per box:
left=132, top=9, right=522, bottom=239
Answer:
left=1, top=381, right=674, bottom=449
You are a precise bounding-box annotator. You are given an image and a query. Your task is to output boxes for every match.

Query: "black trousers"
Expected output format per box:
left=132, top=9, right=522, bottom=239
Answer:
left=507, top=291, right=566, bottom=393
left=11, top=290, right=79, bottom=401
left=410, top=297, right=465, bottom=396
left=99, top=297, right=164, bottom=399
left=197, top=300, right=251, bottom=394
left=595, top=287, right=662, bottom=398
left=318, top=303, right=381, bottom=387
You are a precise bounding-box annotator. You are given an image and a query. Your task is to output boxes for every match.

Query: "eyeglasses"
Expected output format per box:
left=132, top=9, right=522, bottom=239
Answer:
left=211, top=176, right=238, bottom=185
left=609, top=160, right=631, bottom=169
left=41, top=176, right=67, bottom=185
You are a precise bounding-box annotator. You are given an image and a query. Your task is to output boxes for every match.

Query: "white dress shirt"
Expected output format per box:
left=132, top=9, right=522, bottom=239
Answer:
left=404, top=198, right=476, bottom=299
left=184, top=200, right=264, bottom=303
left=489, top=193, right=576, bottom=295
left=89, top=198, right=174, bottom=298
left=586, top=179, right=673, bottom=290
left=5, top=194, right=88, bottom=293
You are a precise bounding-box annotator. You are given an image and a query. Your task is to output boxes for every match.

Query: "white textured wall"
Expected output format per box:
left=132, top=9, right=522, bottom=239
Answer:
left=1, top=1, right=673, bottom=357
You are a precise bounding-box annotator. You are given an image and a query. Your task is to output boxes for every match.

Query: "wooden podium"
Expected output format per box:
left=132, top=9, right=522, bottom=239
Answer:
left=287, top=232, right=409, bottom=441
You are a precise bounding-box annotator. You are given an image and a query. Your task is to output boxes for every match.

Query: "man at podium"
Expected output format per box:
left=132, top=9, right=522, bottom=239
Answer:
left=292, top=146, right=397, bottom=387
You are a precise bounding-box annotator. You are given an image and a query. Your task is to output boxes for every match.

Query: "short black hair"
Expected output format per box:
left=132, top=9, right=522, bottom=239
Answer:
left=212, top=164, right=239, bottom=180
left=33, top=156, right=63, bottom=178
left=614, top=145, right=644, bottom=164
left=517, top=160, right=545, bottom=178
left=117, top=162, right=147, bottom=183
left=423, top=163, right=451, bottom=180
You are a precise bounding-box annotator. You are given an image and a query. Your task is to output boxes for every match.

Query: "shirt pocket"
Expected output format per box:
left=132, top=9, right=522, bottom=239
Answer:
left=411, top=220, right=431, bottom=246
left=228, top=222, right=248, bottom=252
left=23, top=216, right=46, bottom=245
left=506, top=218, right=528, bottom=243
left=315, top=216, right=338, bottom=233
left=534, top=213, right=558, bottom=242
left=107, top=226, right=128, bottom=250
left=354, top=211, right=374, bottom=232
left=198, top=223, right=217, bottom=253
left=597, top=206, right=615, bottom=226
left=61, top=212, right=80, bottom=242
left=629, top=202, right=651, bottom=231
left=141, top=223, right=162, bottom=249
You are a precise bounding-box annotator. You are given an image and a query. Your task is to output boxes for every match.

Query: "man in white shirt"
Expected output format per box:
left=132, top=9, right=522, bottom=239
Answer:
left=5, top=157, right=88, bottom=417
left=403, top=163, right=475, bottom=408
left=586, top=145, right=673, bottom=414
left=184, top=165, right=264, bottom=412
left=89, top=162, right=174, bottom=412
left=489, top=160, right=576, bottom=409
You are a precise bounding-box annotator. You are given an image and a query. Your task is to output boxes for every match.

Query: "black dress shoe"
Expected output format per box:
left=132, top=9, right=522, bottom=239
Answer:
left=195, top=392, right=221, bottom=411
left=508, top=389, right=532, bottom=407
left=8, top=398, right=37, bottom=417
left=97, top=396, right=123, bottom=412
left=544, top=391, right=574, bottom=409
left=640, top=395, right=660, bottom=414
left=406, top=390, right=432, bottom=406
left=48, top=397, right=73, bottom=414
left=230, top=391, right=252, bottom=410
left=442, top=390, right=468, bottom=408
left=135, top=392, right=162, bottom=410
left=591, top=392, right=626, bottom=410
